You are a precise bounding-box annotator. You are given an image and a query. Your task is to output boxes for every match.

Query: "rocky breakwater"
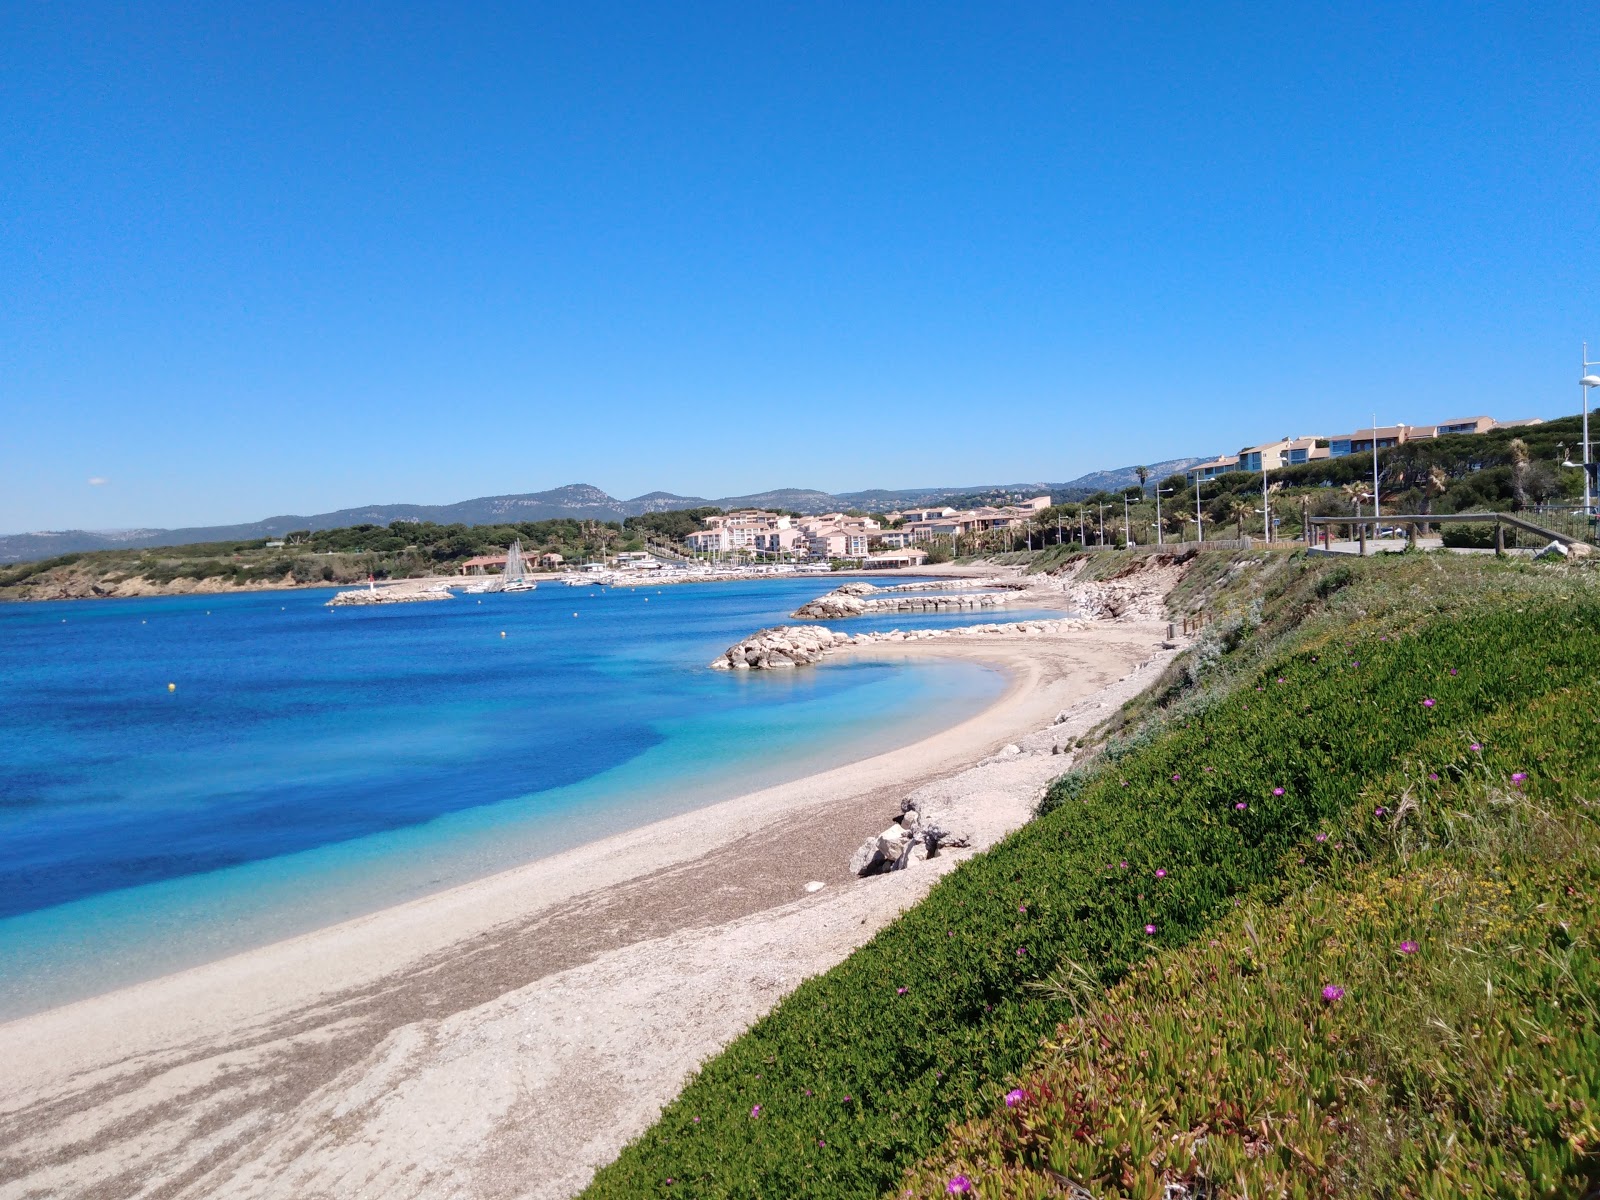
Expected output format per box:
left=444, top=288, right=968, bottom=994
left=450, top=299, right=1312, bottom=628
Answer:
left=849, top=795, right=971, bottom=876
left=709, top=616, right=1086, bottom=670
left=707, top=624, right=849, bottom=670
left=792, top=587, right=1016, bottom=620
left=326, top=585, right=452, bottom=607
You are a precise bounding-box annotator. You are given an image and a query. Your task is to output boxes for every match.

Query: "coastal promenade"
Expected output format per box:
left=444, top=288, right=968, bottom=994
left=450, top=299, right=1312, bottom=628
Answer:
left=0, top=560, right=1184, bottom=1200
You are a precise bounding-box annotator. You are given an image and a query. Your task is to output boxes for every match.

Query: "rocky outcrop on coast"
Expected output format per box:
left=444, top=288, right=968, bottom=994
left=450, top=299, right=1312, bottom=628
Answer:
left=848, top=797, right=971, bottom=876
left=2, top=571, right=313, bottom=602
left=707, top=624, right=849, bottom=669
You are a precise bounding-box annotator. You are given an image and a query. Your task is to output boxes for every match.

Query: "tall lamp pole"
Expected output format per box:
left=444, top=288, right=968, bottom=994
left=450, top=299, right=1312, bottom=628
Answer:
left=1371, top=412, right=1382, bottom=531
left=1261, top=454, right=1271, bottom=544
left=1194, top=477, right=1205, bottom=545
left=1582, top=343, right=1600, bottom=516
left=1122, top=492, right=1132, bottom=547
left=1155, top=486, right=1172, bottom=546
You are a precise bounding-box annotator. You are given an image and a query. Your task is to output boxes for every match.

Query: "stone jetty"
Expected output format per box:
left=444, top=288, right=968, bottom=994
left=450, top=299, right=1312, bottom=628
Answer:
left=326, top=585, right=452, bottom=607
left=792, top=587, right=1014, bottom=620
left=709, top=616, right=1084, bottom=670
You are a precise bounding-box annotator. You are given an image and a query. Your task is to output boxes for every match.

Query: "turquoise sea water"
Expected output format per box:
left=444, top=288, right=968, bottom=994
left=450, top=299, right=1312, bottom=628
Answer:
left=0, top=579, right=1039, bottom=1018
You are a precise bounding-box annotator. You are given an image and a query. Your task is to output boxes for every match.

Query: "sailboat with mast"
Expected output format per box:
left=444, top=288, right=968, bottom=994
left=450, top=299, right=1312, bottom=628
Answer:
left=499, top=539, right=538, bottom=592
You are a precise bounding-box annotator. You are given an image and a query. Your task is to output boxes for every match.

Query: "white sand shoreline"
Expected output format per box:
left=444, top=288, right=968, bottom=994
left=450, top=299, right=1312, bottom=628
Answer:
left=0, top=570, right=1183, bottom=1199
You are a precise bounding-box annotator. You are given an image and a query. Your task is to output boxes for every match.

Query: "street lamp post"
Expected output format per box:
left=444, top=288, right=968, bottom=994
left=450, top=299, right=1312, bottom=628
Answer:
left=1123, top=492, right=1132, bottom=547
left=1155, top=486, right=1173, bottom=546
left=1098, top=501, right=1106, bottom=547
left=1582, top=343, right=1600, bottom=515
left=1194, top=477, right=1205, bottom=545
left=1261, top=455, right=1271, bottom=544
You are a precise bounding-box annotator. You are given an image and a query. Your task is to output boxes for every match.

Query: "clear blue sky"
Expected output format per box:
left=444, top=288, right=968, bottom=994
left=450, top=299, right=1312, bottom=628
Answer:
left=3, top=3, right=1597, bottom=531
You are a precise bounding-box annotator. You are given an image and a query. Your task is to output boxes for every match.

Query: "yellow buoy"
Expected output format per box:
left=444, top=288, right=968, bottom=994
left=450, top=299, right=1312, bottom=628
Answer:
left=167, top=682, right=176, bottom=692
left=500, top=631, right=507, bottom=638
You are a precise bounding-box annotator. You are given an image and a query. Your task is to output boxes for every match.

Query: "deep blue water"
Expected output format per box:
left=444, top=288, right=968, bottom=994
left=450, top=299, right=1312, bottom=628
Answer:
left=0, top=578, right=1042, bottom=1017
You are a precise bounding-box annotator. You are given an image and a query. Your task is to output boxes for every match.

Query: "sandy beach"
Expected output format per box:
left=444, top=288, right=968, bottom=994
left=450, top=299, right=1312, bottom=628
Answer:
left=0, top=565, right=1182, bottom=1200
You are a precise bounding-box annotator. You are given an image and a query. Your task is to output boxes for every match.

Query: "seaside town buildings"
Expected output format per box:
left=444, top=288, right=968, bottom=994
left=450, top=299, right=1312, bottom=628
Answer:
left=680, top=497, right=1053, bottom=564
left=1185, top=414, right=1541, bottom=484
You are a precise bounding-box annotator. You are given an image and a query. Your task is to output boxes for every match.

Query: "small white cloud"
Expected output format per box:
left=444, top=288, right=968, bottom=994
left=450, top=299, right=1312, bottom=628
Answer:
left=87, top=477, right=109, bottom=486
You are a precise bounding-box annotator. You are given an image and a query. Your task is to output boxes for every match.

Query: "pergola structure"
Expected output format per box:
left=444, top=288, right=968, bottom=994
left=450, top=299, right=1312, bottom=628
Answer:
left=1306, top=512, right=1584, bottom=557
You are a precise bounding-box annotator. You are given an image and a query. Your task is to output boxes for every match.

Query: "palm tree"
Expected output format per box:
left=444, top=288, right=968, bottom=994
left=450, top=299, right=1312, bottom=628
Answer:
left=1341, top=482, right=1371, bottom=541
left=1421, top=465, right=1449, bottom=532
left=1135, top=465, right=1150, bottom=496
left=1508, top=438, right=1531, bottom=509
left=1227, top=497, right=1253, bottom=540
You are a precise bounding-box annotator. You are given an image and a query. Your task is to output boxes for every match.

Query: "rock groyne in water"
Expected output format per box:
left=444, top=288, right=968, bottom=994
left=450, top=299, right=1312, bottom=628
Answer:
left=792, top=588, right=1015, bottom=620
left=709, top=616, right=1085, bottom=670
left=326, top=586, right=452, bottom=607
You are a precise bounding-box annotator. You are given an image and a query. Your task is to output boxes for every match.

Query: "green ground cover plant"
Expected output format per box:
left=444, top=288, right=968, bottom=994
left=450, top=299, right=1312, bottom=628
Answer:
left=903, top=696, right=1600, bottom=1196
left=582, top=554, right=1600, bottom=1198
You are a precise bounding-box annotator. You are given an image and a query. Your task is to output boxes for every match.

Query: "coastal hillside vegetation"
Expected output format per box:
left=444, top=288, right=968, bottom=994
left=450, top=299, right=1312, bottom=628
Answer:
left=0, top=513, right=731, bottom=600
left=581, top=549, right=1599, bottom=1199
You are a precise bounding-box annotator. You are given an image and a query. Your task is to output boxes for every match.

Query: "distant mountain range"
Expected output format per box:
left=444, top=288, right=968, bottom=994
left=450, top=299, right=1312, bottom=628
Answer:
left=0, top=458, right=1205, bottom=563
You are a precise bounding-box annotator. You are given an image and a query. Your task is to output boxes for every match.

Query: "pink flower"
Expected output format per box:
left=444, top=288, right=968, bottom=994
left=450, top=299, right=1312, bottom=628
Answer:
left=1120, top=861, right=1128, bottom=869
left=1428, top=772, right=1439, bottom=781
left=750, top=1104, right=761, bottom=1118
left=1422, top=698, right=1436, bottom=708
left=1144, top=924, right=1157, bottom=935
left=1449, top=668, right=1458, bottom=676
left=1004, top=1088, right=1027, bottom=1108
left=1322, top=984, right=1345, bottom=1002
left=1511, top=772, right=1528, bottom=783
left=1016, top=947, right=1027, bottom=956
left=1277, top=677, right=1285, bottom=683
left=1273, top=787, right=1285, bottom=796
left=1018, top=905, right=1026, bottom=913
left=1375, top=806, right=1388, bottom=817
left=1399, top=941, right=1418, bottom=954
left=1470, top=742, right=1482, bottom=752
left=1235, top=802, right=1248, bottom=810
left=1315, top=832, right=1328, bottom=843
left=948, top=1177, right=974, bottom=1195
left=897, top=987, right=908, bottom=995
left=1155, top=868, right=1168, bottom=878
left=1171, top=773, right=1181, bottom=782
